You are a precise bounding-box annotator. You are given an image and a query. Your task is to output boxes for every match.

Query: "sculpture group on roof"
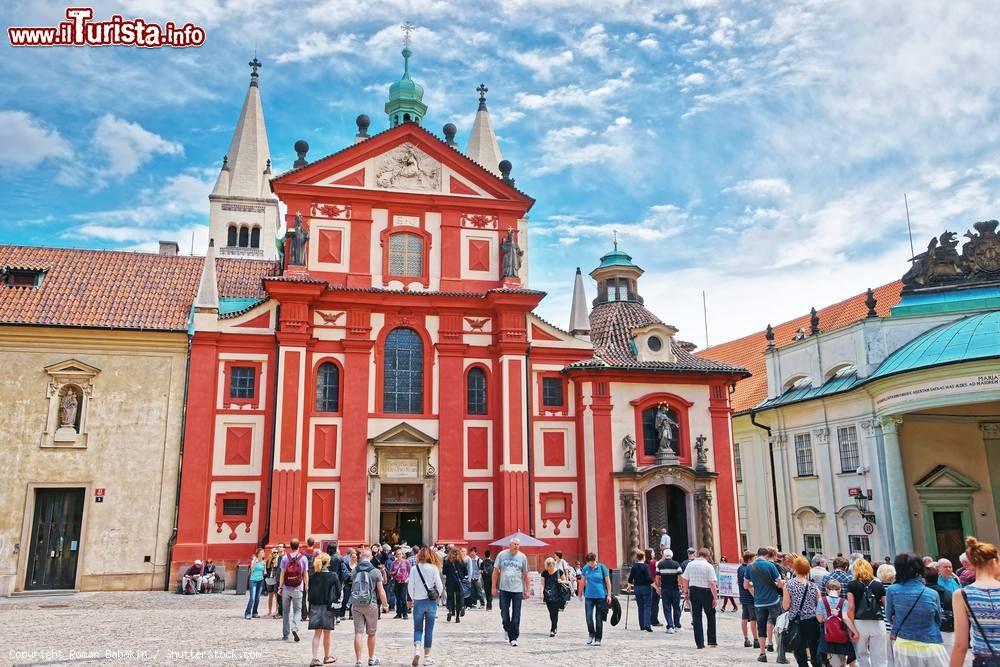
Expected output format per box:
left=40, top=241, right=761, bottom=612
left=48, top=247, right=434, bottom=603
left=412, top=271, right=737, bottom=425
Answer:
left=902, top=220, right=1000, bottom=291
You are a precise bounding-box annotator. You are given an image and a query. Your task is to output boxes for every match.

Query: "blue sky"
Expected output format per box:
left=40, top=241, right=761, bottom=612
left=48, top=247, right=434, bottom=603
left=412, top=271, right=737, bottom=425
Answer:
left=3, top=1, right=1000, bottom=345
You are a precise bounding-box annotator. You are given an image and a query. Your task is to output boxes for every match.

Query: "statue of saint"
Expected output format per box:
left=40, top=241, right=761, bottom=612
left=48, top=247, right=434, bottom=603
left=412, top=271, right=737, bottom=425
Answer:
left=289, top=213, right=309, bottom=266
left=500, top=229, right=523, bottom=278
left=622, top=434, right=637, bottom=471
left=695, top=434, right=709, bottom=471
left=655, top=403, right=679, bottom=457
left=59, top=389, right=79, bottom=430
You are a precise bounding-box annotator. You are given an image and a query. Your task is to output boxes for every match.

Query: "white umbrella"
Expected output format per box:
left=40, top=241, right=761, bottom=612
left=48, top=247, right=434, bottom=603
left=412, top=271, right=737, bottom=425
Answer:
left=489, top=531, right=549, bottom=548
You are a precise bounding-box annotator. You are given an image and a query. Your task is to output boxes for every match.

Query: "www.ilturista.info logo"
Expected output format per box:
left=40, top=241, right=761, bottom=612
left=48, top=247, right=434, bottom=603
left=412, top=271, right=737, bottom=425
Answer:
left=8, top=7, right=206, bottom=48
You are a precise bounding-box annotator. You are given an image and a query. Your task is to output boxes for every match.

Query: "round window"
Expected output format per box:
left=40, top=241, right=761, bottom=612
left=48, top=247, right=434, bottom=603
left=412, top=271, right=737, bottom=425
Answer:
left=647, top=336, right=662, bottom=352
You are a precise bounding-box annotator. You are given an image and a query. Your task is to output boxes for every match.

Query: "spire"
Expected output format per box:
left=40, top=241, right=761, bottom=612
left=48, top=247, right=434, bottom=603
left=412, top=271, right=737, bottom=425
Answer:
left=466, top=82, right=504, bottom=176
left=212, top=58, right=273, bottom=200
left=385, top=22, right=427, bottom=127
left=569, top=267, right=591, bottom=337
left=195, top=240, right=219, bottom=312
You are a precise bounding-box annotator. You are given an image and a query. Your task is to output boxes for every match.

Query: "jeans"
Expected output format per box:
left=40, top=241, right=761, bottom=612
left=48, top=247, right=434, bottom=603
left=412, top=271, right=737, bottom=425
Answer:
left=854, top=619, right=888, bottom=667
left=466, top=579, right=484, bottom=607
left=689, top=587, right=717, bottom=648
left=394, top=581, right=409, bottom=617
left=661, top=588, right=682, bottom=628
left=585, top=597, right=606, bottom=641
left=545, top=599, right=561, bottom=632
left=650, top=588, right=661, bottom=624
left=790, top=617, right=821, bottom=667
left=499, top=590, right=523, bottom=641
left=412, top=599, right=437, bottom=650
left=483, top=576, right=493, bottom=609
left=282, top=588, right=303, bottom=638
left=635, top=585, right=653, bottom=630
left=245, top=579, right=264, bottom=617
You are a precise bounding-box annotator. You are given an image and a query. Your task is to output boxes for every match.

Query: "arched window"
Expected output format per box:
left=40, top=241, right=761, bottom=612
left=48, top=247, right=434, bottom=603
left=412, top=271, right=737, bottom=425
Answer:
left=388, top=232, right=423, bottom=277
left=641, top=405, right=679, bottom=457
left=226, top=226, right=238, bottom=247
left=316, top=362, right=339, bottom=412
left=250, top=227, right=261, bottom=249
left=467, top=367, right=487, bottom=415
left=383, top=328, right=423, bottom=414
left=238, top=226, right=249, bottom=247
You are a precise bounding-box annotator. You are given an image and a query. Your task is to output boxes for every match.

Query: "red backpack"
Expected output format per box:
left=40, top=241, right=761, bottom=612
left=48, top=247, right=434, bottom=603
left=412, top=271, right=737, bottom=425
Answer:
left=823, top=596, right=850, bottom=643
left=284, top=553, right=304, bottom=587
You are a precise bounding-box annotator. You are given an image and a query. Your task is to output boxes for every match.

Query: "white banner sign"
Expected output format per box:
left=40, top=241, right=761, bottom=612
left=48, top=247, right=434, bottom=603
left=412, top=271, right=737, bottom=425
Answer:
left=718, top=563, right=740, bottom=598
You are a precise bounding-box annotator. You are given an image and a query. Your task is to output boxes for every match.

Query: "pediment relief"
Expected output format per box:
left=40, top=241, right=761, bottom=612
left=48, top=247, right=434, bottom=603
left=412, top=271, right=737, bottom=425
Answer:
left=374, top=143, right=441, bottom=192
left=368, top=422, right=437, bottom=446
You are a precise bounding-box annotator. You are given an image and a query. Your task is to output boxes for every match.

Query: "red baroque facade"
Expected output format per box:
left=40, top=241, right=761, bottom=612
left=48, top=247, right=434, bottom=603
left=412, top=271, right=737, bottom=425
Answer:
left=172, top=122, right=748, bottom=575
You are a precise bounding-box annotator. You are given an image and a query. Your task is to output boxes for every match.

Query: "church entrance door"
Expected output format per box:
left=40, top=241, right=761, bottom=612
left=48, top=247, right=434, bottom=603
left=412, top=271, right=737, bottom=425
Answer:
left=380, top=484, right=423, bottom=546
left=646, top=484, right=689, bottom=556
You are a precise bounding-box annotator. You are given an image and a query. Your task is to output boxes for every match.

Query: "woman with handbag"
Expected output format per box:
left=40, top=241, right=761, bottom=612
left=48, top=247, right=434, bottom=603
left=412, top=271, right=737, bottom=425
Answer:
left=307, top=552, right=341, bottom=667
left=950, top=536, right=1000, bottom=667
left=782, top=555, right=822, bottom=667
left=443, top=547, right=468, bottom=623
left=886, top=552, right=947, bottom=666
left=541, top=557, right=569, bottom=637
left=408, top=547, right=444, bottom=667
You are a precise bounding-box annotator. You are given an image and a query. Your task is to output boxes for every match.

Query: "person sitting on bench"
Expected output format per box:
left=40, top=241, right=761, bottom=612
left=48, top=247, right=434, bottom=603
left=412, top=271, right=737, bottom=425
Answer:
left=183, top=561, right=204, bottom=594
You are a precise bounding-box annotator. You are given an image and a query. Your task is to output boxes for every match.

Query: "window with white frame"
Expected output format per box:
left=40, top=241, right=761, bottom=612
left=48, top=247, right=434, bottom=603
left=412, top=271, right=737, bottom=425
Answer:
left=794, top=433, right=815, bottom=476
left=388, top=232, right=423, bottom=277
left=837, top=425, right=861, bottom=473
left=849, top=535, right=872, bottom=561
left=804, top=534, right=823, bottom=559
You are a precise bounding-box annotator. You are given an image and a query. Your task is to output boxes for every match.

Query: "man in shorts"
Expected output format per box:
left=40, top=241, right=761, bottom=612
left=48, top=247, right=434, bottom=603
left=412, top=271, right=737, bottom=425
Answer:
left=736, top=550, right=760, bottom=648
left=350, top=549, right=389, bottom=667
left=744, top=547, right=783, bottom=662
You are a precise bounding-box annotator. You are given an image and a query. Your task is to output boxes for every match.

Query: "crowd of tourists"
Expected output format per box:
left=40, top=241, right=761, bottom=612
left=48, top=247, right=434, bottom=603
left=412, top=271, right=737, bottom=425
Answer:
left=223, top=533, right=999, bottom=666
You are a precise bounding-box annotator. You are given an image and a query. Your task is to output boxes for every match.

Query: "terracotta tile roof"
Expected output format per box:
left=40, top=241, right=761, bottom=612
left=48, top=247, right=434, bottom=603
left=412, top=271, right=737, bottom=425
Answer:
left=567, top=300, right=749, bottom=375
left=697, top=280, right=904, bottom=413
left=0, top=245, right=279, bottom=332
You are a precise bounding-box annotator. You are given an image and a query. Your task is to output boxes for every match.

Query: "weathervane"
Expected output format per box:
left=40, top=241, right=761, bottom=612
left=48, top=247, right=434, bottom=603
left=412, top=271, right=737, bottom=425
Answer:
left=613, top=229, right=619, bottom=251
left=401, top=21, right=415, bottom=47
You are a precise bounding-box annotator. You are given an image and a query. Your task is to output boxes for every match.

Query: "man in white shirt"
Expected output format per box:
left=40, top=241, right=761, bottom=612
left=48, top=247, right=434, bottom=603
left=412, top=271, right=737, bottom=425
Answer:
left=680, top=548, right=718, bottom=650
left=809, top=555, right=829, bottom=587
left=659, top=529, right=671, bottom=553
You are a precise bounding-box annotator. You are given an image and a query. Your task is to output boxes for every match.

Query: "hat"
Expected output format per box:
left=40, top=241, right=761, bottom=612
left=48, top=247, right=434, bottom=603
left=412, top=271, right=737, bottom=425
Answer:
left=687, top=547, right=696, bottom=554
left=194, top=559, right=203, bottom=565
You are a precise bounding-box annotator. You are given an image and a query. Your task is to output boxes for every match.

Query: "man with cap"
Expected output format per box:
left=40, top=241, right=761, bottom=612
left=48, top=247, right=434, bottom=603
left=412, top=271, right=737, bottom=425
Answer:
left=182, top=560, right=204, bottom=595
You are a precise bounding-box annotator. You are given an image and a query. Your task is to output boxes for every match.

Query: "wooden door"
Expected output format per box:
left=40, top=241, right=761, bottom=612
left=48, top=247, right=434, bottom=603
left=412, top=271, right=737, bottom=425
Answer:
left=25, top=488, right=85, bottom=590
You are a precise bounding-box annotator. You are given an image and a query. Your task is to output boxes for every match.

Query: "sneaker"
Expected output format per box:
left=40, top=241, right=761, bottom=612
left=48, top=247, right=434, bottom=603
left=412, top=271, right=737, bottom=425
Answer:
left=423, top=660, right=434, bottom=666
left=767, top=644, right=775, bottom=652
left=411, top=656, right=420, bottom=667
left=754, top=640, right=761, bottom=649
left=355, top=662, right=363, bottom=667
left=549, top=631, right=556, bottom=637
left=593, top=640, right=602, bottom=647
left=510, top=640, right=518, bottom=647
left=587, top=637, right=594, bottom=646
left=776, top=659, right=790, bottom=665
left=368, top=659, right=381, bottom=666
left=745, top=639, right=752, bottom=648
left=293, top=631, right=300, bottom=642
left=758, top=655, right=768, bottom=663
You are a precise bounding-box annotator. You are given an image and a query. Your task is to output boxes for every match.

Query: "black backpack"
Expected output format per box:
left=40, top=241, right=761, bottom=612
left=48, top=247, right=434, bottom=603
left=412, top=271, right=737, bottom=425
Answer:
left=856, top=580, right=883, bottom=619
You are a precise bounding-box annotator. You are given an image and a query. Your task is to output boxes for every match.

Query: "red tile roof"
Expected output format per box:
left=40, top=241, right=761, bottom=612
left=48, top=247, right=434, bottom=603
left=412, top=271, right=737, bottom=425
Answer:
left=697, top=281, right=904, bottom=413
left=0, top=245, right=279, bottom=332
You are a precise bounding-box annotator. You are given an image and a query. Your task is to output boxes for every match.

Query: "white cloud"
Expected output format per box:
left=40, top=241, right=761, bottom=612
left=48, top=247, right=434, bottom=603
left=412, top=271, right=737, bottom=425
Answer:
left=514, top=67, right=634, bottom=110
left=536, top=201, right=689, bottom=245
left=0, top=111, right=73, bottom=170
left=91, top=114, right=183, bottom=180
left=69, top=168, right=213, bottom=231
left=681, top=72, right=707, bottom=86
left=710, top=16, right=737, bottom=47
left=724, top=178, right=792, bottom=198
left=531, top=116, right=635, bottom=175
left=511, top=49, right=574, bottom=81
left=275, top=31, right=359, bottom=64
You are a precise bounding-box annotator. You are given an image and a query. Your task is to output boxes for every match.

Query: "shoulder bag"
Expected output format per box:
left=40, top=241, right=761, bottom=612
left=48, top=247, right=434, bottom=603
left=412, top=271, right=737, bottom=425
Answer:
left=415, top=563, right=440, bottom=601
left=781, top=581, right=812, bottom=652
left=962, top=589, right=1000, bottom=667
left=891, top=589, right=928, bottom=641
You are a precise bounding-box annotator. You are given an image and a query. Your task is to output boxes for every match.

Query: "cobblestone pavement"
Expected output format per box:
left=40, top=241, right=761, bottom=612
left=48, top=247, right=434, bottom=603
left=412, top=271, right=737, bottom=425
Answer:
left=1, top=591, right=766, bottom=667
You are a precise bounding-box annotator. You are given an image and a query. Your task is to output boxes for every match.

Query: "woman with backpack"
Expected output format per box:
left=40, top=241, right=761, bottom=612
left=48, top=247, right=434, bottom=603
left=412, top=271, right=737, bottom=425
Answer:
left=950, top=536, right=1000, bottom=667
left=885, top=552, right=947, bottom=666
left=847, top=558, right=887, bottom=667
left=782, top=555, right=822, bottom=667
left=481, top=550, right=495, bottom=611
left=308, top=552, right=341, bottom=666
left=579, top=552, right=613, bottom=647
left=541, top=557, right=569, bottom=637
left=407, top=547, right=444, bottom=667
left=818, top=579, right=858, bottom=666
left=442, top=547, right=468, bottom=623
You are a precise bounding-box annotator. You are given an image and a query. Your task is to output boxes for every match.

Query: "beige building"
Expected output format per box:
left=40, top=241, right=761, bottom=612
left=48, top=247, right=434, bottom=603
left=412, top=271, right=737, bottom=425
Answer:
left=0, top=244, right=275, bottom=595
left=700, top=222, right=1000, bottom=563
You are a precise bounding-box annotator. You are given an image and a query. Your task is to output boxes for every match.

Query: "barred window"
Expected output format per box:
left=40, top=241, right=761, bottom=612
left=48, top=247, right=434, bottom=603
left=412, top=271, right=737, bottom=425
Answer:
left=794, top=433, right=814, bottom=476
left=734, top=443, right=743, bottom=482
left=837, top=425, right=861, bottom=473
left=388, top=232, right=423, bottom=277
left=804, top=534, right=823, bottom=559
left=316, top=362, right=340, bottom=412
left=222, top=498, right=248, bottom=516
left=849, top=535, right=872, bottom=561
left=542, top=377, right=563, bottom=408
left=383, top=328, right=423, bottom=414
left=467, top=367, right=487, bottom=415
left=229, top=366, right=255, bottom=399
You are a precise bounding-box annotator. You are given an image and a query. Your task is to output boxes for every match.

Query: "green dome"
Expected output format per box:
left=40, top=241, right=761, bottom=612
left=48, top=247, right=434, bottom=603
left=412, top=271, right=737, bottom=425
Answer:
left=870, top=310, right=1000, bottom=379
left=595, top=247, right=641, bottom=271
left=385, top=47, right=427, bottom=126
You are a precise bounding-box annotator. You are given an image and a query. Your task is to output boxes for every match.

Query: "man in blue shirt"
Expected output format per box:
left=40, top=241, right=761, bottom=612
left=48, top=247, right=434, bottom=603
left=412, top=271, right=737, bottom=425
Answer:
left=937, top=558, right=961, bottom=594
left=744, top=547, right=783, bottom=663
left=822, top=555, right=853, bottom=590
left=737, top=551, right=760, bottom=649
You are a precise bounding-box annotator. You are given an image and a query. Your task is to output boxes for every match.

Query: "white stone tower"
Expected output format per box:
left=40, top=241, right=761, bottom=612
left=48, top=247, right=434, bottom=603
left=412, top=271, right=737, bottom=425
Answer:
left=466, top=83, right=503, bottom=176
left=208, top=57, right=280, bottom=259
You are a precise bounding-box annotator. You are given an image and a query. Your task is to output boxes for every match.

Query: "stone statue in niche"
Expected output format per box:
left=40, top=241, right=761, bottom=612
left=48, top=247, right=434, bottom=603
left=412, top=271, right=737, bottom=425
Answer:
left=289, top=213, right=309, bottom=266
left=655, top=402, right=679, bottom=463
left=622, top=434, right=637, bottom=471
left=59, top=388, right=79, bottom=429
left=500, top=229, right=523, bottom=278
left=694, top=434, right=709, bottom=472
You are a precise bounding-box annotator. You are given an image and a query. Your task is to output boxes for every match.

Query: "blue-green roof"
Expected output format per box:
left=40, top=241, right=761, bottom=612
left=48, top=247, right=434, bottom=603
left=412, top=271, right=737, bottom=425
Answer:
left=595, top=248, right=641, bottom=271
left=757, top=370, right=862, bottom=410
left=869, top=310, right=1000, bottom=380
left=891, top=286, right=1000, bottom=317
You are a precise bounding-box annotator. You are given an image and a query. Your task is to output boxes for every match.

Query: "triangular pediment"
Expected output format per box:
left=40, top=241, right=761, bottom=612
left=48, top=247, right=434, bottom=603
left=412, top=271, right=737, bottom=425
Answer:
left=368, top=422, right=437, bottom=446
left=272, top=123, right=533, bottom=206
left=44, top=358, right=101, bottom=378
left=914, top=464, right=980, bottom=492
left=527, top=312, right=593, bottom=349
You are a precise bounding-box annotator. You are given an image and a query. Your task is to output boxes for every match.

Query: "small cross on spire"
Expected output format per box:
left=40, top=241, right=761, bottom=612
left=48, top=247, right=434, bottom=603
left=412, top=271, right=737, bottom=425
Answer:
left=476, top=83, right=488, bottom=110
left=401, top=21, right=415, bottom=47
left=613, top=229, right=619, bottom=251
left=248, top=56, right=261, bottom=86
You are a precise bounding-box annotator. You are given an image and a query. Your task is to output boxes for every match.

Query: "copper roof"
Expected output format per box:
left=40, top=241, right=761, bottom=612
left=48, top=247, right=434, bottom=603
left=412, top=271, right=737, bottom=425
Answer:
left=568, top=300, right=748, bottom=375
left=697, top=280, right=903, bottom=413
left=0, top=245, right=279, bottom=331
